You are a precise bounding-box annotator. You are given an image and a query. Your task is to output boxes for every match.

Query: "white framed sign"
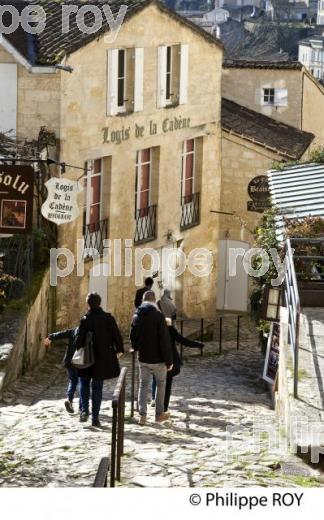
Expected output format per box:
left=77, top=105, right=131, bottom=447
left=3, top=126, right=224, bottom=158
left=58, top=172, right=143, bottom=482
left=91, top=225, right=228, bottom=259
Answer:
left=41, top=178, right=83, bottom=226
left=263, top=322, right=280, bottom=385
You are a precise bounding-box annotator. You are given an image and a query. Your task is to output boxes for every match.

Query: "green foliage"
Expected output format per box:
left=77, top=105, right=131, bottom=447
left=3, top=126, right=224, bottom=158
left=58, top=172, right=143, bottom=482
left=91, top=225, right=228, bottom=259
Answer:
left=309, top=146, right=324, bottom=164
left=0, top=274, right=25, bottom=302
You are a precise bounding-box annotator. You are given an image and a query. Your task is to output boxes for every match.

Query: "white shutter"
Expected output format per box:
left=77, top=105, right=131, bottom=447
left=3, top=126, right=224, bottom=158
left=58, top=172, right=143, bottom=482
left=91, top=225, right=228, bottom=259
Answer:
left=274, top=88, right=288, bottom=107
left=157, top=45, right=167, bottom=108
left=107, top=49, right=118, bottom=116
left=134, top=47, right=144, bottom=112
left=179, top=44, right=189, bottom=105
left=0, top=64, right=17, bottom=134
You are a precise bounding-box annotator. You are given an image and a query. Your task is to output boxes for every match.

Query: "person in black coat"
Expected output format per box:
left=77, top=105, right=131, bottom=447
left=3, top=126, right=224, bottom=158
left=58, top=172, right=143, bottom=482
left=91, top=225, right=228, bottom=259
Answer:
left=44, top=327, right=79, bottom=414
left=152, top=318, right=204, bottom=413
left=130, top=291, right=173, bottom=425
left=134, top=277, right=154, bottom=308
left=74, top=292, right=124, bottom=427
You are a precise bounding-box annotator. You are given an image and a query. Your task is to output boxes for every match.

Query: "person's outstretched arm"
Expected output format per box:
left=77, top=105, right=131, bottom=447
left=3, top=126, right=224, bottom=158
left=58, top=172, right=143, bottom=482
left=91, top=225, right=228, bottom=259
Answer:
left=47, top=329, right=74, bottom=343
left=172, top=327, right=204, bottom=349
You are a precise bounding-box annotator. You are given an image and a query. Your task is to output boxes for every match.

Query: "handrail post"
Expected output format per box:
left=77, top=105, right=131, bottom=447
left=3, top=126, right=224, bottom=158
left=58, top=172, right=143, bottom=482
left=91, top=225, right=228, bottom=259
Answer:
left=219, top=317, right=223, bottom=354
left=200, top=318, right=204, bottom=356
left=110, top=404, right=117, bottom=488
left=294, top=308, right=300, bottom=399
left=180, top=320, right=184, bottom=361
left=131, top=351, right=135, bottom=418
left=237, top=316, right=241, bottom=351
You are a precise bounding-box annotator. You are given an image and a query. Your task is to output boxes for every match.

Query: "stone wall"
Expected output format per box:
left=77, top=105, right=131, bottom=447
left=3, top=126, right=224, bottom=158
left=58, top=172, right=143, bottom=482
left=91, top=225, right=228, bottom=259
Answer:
left=302, top=72, right=324, bottom=148
left=0, top=47, right=61, bottom=140
left=222, top=67, right=303, bottom=129
left=0, top=270, right=55, bottom=397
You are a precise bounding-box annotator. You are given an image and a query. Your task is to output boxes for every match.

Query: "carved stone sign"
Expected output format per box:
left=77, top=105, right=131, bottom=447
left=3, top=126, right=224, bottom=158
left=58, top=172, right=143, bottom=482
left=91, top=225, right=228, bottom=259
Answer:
left=0, top=165, right=34, bottom=234
left=247, top=175, right=271, bottom=213
left=41, top=178, right=83, bottom=226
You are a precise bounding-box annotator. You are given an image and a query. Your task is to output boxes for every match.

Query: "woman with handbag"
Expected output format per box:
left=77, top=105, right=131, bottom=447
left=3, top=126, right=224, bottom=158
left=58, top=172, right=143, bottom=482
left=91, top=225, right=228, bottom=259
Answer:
left=74, top=293, right=124, bottom=427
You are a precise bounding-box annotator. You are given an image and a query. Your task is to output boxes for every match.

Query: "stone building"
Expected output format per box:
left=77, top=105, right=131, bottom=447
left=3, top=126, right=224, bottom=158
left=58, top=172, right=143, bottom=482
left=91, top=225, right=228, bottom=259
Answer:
left=0, top=0, right=224, bottom=328
left=222, top=60, right=324, bottom=147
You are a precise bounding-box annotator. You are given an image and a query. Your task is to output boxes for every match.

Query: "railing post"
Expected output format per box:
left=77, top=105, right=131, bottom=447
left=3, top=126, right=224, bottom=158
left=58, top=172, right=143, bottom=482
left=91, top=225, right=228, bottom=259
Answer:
left=294, top=311, right=300, bottom=399
left=110, top=404, right=117, bottom=488
left=219, top=317, right=223, bottom=354
left=116, top=393, right=123, bottom=482
left=131, top=351, right=135, bottom=418
left=180, top=320, right=184, bottom=361
left=200, top=318, right=204, bottom=356
left=237, top=316, right=241, bottom=351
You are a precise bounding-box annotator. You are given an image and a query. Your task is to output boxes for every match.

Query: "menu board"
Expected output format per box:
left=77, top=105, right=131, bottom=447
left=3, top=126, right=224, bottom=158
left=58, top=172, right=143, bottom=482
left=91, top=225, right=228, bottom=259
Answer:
left=263, top=322, right=280, bottom=385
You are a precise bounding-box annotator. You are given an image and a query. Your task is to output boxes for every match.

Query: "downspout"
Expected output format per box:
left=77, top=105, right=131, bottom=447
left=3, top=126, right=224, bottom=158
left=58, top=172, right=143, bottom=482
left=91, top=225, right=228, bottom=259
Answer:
left=301, top=70, right=305, bottom=131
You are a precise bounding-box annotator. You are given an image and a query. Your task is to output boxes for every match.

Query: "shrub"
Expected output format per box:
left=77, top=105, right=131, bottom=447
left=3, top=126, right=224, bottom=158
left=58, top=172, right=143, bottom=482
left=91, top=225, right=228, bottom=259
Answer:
left=0, top=273, right=25, bottom=301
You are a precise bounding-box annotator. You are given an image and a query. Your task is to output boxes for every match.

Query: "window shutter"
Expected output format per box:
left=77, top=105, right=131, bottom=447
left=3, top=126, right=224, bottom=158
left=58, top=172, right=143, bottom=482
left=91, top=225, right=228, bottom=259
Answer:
left=0, top=64, right=17, bottom=133
left=107, top=49, right=118, bottom=116
left=134, top=47, right=144, bottom=112
left=157, top=45, right=167, bottom=108
left=179, top=44, right=189, bottom=105
left=274, top=88, right=288, bottom=107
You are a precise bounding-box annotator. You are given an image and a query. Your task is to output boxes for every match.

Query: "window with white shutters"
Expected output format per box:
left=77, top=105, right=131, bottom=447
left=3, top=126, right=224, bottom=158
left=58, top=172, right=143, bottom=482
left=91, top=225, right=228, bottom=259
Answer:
left=135, top=149, right=152, bottom=218
left=107, top=47, right=144, bottom=115
left=158, top=43, right=189, bottom=108
left=84, top=159, right=103, bottom=233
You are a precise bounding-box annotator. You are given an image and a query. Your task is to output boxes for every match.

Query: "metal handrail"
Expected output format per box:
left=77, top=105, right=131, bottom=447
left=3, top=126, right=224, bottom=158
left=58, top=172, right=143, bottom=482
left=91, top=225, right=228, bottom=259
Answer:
left=110, top=367, right=127, bottom=487
left=284, top=239, right=301, bottom=398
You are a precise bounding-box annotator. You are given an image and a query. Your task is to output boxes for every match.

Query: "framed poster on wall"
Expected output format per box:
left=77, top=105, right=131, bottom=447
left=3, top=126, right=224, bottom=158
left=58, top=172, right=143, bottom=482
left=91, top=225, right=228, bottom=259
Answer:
left=263, top=322, right=280, bottom=385
left=0, top=165, right=34, bottom=234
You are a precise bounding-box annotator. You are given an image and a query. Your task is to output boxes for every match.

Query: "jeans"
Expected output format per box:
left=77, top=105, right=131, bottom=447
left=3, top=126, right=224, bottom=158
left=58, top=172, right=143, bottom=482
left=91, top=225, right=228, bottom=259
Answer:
left=67, top=367, right=79, bottom=403
left=138, top=363, right=166, bottom=418
left=79, top=377, right=104, bottom=420
left=152, top=374, right=173, bottom=412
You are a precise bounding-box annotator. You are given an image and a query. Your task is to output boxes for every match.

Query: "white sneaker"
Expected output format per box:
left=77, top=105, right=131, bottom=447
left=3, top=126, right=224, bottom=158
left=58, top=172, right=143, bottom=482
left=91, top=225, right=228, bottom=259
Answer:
left=151, top=400, right=156, bottom=408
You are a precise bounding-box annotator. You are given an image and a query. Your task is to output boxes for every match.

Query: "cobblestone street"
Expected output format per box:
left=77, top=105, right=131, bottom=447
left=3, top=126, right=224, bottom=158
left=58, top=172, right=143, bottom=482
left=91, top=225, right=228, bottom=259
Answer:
left=0, top=323, right=323, bottom=488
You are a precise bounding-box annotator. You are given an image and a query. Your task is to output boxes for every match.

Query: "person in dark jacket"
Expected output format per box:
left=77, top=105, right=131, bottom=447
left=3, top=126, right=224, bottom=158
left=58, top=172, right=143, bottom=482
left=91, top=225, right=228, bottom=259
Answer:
left=130, top=290, right=173, bottom=425
left=74, top=293, right=124, bottom=427
left=152, top=318, right=204, bottom=413
left=44, top=327, right=79, bottom=414
left=134, top=277, right=154, bottom=308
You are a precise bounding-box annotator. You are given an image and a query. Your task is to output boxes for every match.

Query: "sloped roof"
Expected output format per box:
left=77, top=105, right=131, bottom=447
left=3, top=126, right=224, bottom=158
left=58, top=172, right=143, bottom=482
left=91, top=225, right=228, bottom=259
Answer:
left=222, top=98, right=314, bottom=160
left=3, top=0, right=222, bottom=65
left=223, top=59, right=303, bottom=70
left=268, top=163, right=324, bottom=223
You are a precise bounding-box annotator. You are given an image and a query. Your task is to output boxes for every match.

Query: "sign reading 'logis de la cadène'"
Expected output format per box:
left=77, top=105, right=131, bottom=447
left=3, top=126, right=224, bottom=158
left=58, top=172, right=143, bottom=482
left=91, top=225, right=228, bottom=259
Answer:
left=102, top=115, right=191, bottom=145
left=41, top=178, right=83, bottom=226
left=0, top=165, right=34, bottom=234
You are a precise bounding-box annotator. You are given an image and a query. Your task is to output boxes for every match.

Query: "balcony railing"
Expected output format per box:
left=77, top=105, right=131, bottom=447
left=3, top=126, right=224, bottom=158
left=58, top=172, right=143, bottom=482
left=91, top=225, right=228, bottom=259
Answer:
left=83, top=218, right=108, bottom=259
left=180, top=192, right=200, bottom=231
left=134, top=205, right=157, bottom=244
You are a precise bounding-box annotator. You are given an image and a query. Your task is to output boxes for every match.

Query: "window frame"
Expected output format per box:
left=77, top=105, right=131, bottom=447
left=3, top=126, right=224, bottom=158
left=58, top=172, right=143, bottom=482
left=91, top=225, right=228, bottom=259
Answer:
left=263, top=87, right=275, bottom=106
left=181, top=139, right=196, bottom=204
left=117, top=48, right=127, bottom=112
left=84, top=159, right=103, bottom=233
left=165, top=45, right=173, bottom=105
left=135, top=149, right=152, bottom=217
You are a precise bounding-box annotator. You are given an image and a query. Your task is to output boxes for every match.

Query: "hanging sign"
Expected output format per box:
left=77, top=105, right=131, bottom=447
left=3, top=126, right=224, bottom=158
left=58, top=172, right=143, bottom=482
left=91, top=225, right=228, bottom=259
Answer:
left=262, top=322, right=280, bottom=385
left=41, top=178, right=83, bottom=225
left=0, top=165, right=34, bottom=235
left=247, top=175, right=271, bottom=213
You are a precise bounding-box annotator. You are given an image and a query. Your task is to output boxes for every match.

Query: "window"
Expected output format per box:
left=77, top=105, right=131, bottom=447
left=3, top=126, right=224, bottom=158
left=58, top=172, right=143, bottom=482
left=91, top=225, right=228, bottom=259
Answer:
left=107, top=47, right=144, bottom=115
left=135, top=149, right=151, bottom=217
left=158, top=44, right=189, bottom=108
left=117, top=49, right=126, bottom=108
left=84, top=159, right=103, bottom=234
left=263, top=88, right=275, bottom=105
left=181, top=139, right=195, bottom=203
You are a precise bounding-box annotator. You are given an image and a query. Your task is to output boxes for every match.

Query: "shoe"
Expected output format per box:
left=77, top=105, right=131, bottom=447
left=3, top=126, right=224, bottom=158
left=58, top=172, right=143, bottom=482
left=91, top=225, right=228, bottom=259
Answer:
left=138, top=415, right=146, bottom=426
left=156, top=413, right=170, bottom=423
left=92, top=419, right=102, bottom=428
left=64, top=400, right=74, bottom=414
left=80, top=411, right=89, bottom=423
left=151, top=400, right=156, bottom=408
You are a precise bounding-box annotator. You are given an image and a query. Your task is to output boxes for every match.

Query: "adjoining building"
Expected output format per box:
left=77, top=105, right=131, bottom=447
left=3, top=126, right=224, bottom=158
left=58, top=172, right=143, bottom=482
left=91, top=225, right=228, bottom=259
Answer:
left=222, top=59, right=324, bottom=147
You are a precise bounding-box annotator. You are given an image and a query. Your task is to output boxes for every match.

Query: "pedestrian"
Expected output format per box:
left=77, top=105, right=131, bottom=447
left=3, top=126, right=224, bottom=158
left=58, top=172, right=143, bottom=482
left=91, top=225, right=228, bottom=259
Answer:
left=152, top=318, right=205, bottom=413
left=44, top=327, right=80, bottom=414
left=157, top=288, right=177, bottom=321
left=134, top=277, right=154, bottom=308
left=74, top=293, right=124, bottom=428
left=130, top=290, right=173, bottom=425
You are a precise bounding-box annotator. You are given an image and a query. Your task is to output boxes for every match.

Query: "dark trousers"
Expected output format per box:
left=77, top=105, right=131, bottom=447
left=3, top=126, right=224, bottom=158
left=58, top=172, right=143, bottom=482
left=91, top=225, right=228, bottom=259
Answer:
left=67, top=366, right=79, bottom=403
left=79, top=377, right=104, bottom=420
left=152, top=374, right=173, bottom=412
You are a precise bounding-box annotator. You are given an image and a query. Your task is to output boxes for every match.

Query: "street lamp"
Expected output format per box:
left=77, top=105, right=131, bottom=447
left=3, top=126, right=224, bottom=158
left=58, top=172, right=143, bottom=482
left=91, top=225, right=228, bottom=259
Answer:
left=261, top=285, right=281, bottom=322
